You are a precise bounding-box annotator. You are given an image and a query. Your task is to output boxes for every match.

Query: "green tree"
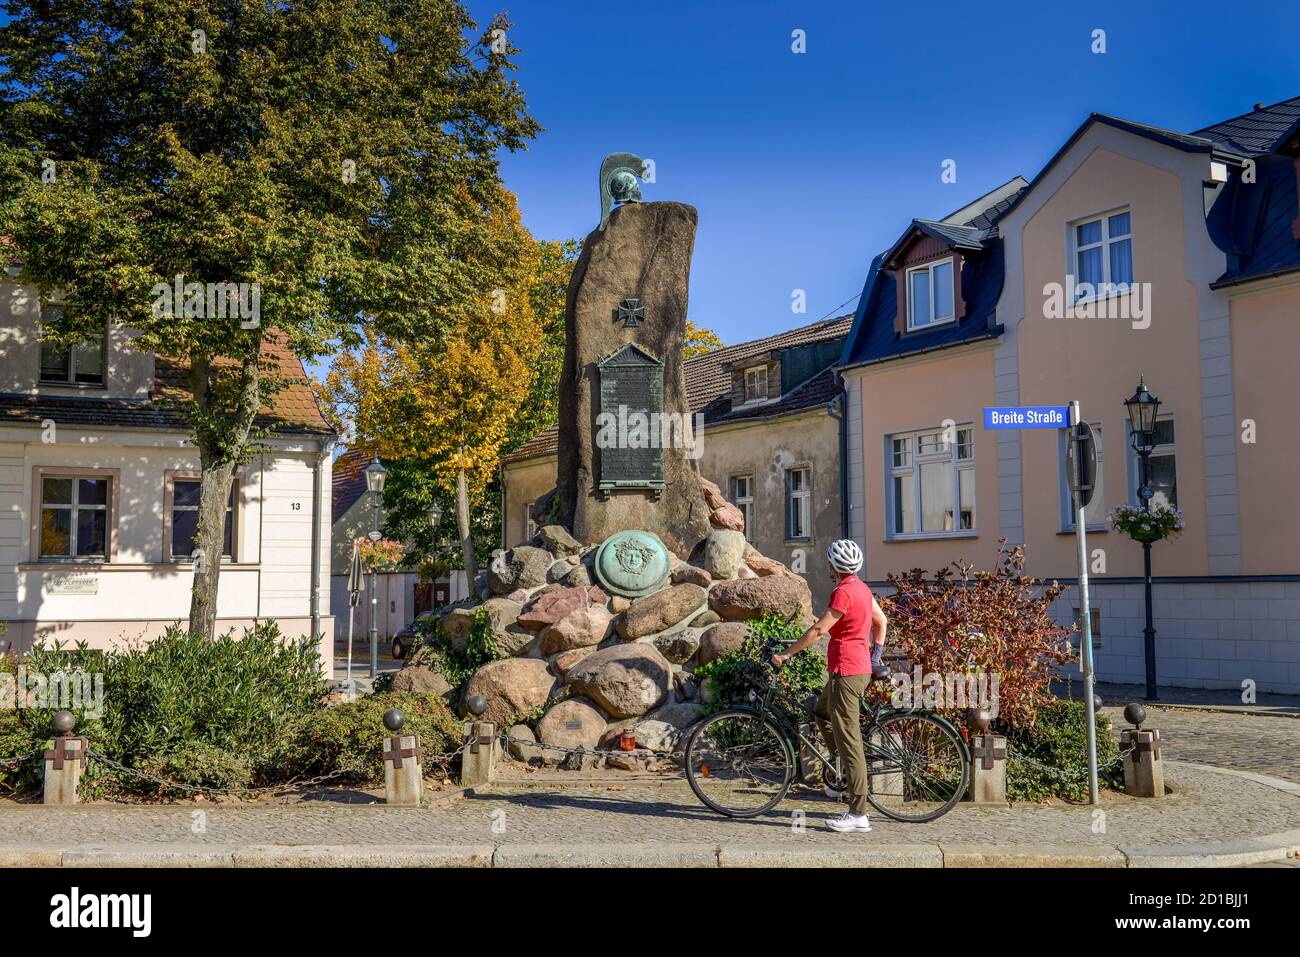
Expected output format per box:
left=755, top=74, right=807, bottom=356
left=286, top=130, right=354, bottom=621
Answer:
left=0, top=1, right=539, bottom=637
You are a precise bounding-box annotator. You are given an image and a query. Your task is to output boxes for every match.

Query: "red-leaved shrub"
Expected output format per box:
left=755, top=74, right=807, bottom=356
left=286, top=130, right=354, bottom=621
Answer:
left=879, top=542, right=1073, bottom=731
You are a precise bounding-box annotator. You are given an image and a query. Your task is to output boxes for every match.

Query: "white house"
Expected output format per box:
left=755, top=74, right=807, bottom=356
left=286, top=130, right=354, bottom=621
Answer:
left=0, top=267, right=336, bottom=669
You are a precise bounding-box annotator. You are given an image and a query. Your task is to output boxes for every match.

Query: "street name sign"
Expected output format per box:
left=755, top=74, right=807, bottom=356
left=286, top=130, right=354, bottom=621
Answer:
left=983, top=406, right=1070, bottom=429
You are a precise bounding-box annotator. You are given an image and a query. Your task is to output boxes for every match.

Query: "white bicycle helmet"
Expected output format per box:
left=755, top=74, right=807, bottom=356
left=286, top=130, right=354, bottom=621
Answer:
left=826, top=539, right=864, bottom=574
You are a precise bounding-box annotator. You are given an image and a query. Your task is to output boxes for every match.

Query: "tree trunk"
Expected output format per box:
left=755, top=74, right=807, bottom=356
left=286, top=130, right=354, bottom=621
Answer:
left=455, top=467, right=477, bottom=586
left=187, top=352, right=261, bottom=639
left=188, top=460, right=237, bottom=639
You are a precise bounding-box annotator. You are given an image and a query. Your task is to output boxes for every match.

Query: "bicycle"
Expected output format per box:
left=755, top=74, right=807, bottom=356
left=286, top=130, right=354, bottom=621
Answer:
left=684, top=638, right=971, bottom=821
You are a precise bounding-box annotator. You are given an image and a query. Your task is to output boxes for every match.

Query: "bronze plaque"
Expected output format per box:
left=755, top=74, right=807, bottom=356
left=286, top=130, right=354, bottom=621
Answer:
left=597, top=343, right=665, bottom=492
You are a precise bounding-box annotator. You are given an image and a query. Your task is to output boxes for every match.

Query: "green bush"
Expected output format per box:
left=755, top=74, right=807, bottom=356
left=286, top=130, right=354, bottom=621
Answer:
left=1, top=623, right=327, bottom=796
left=1004, top=698, right=1119, bottom=802
left=405, top=606, right=497, bottom=692
left=695, top=614, right=825, bottom=718
left=305, top=691, right=462, bottom=782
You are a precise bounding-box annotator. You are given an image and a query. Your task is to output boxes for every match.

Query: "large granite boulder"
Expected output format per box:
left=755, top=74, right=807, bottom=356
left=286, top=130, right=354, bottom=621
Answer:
left=648, top=701, right=705, bottom=730
left=563, top=643, right=672, bottom=719
left=390, top=665, right=454, bottom=699
left=616, top=583, right=706, bottom=640
left=709, top=575, right=814, bottom=626
left=539, top=604, right=614, bottom=655
left=555, top=202, right=712, bottom=557
left=670, top=564, right=711, bottom=588
left=462, top=658, right=555, bottom=726
left=709, top=502, right=746, bottom=532
left=536, top=697, right=606, bottom=756
left=437, top=602, right=478, bottom=652
left=702, top=529, right=747, bottom=580
left=488, top=545, right=554, bottom=594
left=516, top=585, right=608, bottom=631
left=652, top=627, right=701, bottom=665
left=697, top=621, right=749, bottom=665
left=538, top=524, right=584, bottom=558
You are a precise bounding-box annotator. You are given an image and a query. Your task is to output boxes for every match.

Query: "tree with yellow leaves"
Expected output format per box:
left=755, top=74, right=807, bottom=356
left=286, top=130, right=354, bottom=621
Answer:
left=321, top=192, right=542, bottom=582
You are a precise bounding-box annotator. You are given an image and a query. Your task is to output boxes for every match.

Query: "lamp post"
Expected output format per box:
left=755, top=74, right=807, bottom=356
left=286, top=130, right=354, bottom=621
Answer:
left=364, top=457, right=387, bottom=678
left=428, top=503, right=443, bottom=605
left=1124, top=378, right=1161, bottom=701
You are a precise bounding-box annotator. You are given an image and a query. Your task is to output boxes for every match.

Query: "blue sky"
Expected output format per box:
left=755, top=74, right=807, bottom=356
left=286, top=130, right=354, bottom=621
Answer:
left=470, top=0, right=1300, bottom=346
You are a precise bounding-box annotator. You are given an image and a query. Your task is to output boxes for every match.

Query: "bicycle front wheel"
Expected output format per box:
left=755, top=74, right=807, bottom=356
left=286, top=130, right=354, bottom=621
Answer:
left=684, top=708, right=794, bottom=818
left=865, top=711, right=969, bottom=823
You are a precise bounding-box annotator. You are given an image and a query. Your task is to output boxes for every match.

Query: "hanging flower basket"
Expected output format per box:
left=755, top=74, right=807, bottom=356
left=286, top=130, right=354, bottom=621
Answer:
left=355, top=536, right=405, bottom=572
left=1108, top=504, right=1183, bottom=544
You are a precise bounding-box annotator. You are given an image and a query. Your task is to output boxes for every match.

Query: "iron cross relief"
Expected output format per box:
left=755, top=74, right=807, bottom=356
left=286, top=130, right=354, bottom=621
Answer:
left=971, top=734, right=1007, bottom=771
left=618, top=297, right=645, bottom=327
left=383, top=734, right=423, bottom=769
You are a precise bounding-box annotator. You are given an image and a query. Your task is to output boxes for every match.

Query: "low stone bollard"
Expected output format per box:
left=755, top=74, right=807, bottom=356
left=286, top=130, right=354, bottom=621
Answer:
left=1120, top=703, right=1164, bottom=799
left=43, top=710, right=87, bottom=806
left=965, top=708, right=1007, bottom=804
left=459, top=696, right=499, bottom=787
left=382, top=709, right=423, bottom=807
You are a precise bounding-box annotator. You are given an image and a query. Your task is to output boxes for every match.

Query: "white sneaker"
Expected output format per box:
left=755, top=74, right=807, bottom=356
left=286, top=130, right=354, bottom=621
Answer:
left=826, top=812, right=872, bottom=833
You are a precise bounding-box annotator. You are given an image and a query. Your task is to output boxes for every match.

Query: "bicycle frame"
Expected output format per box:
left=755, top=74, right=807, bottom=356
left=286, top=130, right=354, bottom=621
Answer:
left=741, top=673, right=915, bottom=775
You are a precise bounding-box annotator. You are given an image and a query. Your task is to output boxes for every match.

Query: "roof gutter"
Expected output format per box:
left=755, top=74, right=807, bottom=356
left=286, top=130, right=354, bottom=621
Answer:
left=828, top=371, right=849, bottom=539
left=1209, top=262, right=1300, bottom=290
left=836, top=327, right=1003, bottom=375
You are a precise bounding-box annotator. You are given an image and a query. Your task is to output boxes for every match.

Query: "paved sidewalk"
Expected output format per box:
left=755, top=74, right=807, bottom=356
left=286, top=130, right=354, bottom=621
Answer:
left=1057, top=679, right=1300, bottom=717
left=2, top=761, right=1297, bottom=867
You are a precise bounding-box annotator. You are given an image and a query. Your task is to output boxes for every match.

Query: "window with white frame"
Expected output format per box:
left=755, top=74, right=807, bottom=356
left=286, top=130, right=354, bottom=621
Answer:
left=887, top=425, right=974, bottom=537
left=1071, top=208, right=1133, bottom=299
left=1130, top=416, right=1177, bottom=508
left=785, top=466, right=811, bottom=540
left=38, top=307, right=105, bottom=386
left=744, top=365, right=768, bottom=402
left=1059, top=424, right=1106, bottom=530
left=730, top=474, right=754, bottom=541
left=524, top=505, right=538, bottom=541
left=40, top=475, right=110, bottom=559
left=170, top=479, right=234, bottom=560
left=906, top=257, right=955, bottom=330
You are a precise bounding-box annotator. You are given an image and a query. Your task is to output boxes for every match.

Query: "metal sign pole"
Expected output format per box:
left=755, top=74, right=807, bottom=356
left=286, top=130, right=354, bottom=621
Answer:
left=1070, top=400, right=1100, bottom=805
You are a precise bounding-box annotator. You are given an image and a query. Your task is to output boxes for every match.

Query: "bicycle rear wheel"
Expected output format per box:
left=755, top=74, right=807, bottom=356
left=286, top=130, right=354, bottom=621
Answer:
left=684, top=709, right=794, bottom=818
left=864, top=711, right=969, bottom=823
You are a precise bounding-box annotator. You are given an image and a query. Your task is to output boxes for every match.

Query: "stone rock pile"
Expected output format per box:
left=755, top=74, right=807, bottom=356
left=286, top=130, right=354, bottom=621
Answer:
left=393, top=476, right=816, bottom=771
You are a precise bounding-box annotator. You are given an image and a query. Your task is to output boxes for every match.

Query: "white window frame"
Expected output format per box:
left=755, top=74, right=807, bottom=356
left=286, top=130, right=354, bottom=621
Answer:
left=885, top=424, right=976, bottom=540
left=1069, top=207, right=1133, bottom=302
left=38, top=306, right=107, bottom=387
left=1058, top=423, right=1107, bottom=532
left=1126, top=414, right=1178, bottom=509
left=39, top=474, right=111, bottom=561
left=905, top=256, right=956, bottom=331
left=784, top=465, right=811, bottom=541
left=524, top=505, right=538, bottom=541
left=743, top=365, right=768, bottom=403
left=730, top=473, right=754, bottom=542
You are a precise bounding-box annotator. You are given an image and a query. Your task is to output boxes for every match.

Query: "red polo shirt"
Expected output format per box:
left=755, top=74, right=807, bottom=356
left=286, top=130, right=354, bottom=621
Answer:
left=826, top=575, right=874, bottom=676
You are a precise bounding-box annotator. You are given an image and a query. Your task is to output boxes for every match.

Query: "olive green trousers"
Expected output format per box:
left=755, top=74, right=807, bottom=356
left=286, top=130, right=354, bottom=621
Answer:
left=814, top=672, right=871, bottom=817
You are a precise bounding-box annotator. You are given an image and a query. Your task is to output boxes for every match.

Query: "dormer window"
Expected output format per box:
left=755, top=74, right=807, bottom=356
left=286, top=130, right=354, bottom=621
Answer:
left=744, top=365, right=769, bottom=402
left=38, top=307, right=105, bottom=387
left=906, top=257, right=955, bottom=330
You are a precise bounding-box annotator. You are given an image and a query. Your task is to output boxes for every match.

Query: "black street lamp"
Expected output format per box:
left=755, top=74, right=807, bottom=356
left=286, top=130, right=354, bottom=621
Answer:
left=364, top=457, right=387, bottom=677
left=1124, top=378, right=1161, bottom=701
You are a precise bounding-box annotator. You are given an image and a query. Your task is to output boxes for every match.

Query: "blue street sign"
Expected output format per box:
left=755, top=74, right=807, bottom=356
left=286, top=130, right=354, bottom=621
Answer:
left=983, top=405, right=1071, bottom=429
